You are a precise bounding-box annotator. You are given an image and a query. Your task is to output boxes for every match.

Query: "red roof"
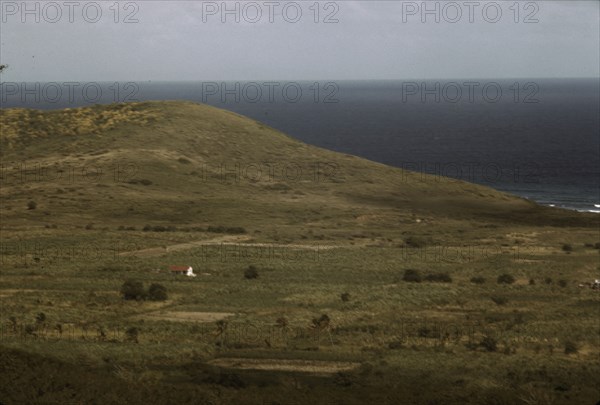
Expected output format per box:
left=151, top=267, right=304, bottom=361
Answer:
left=169, top=265, right=188, bottom=271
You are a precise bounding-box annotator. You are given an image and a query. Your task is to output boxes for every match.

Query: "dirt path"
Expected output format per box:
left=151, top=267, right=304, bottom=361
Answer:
left=117, top=234, right=340, bottom=258
left=139, top=311, right=235, bottom=323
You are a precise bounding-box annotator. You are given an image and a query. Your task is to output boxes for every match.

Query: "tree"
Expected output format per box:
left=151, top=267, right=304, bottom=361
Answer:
left=125, top=327, right=139, bottom=343
left=402, top=269, right=422, bottom=283
left=120, top=280, right=145, bottom=300
left=147, top=283, right=168, bottom=301
left=244, top=265, right=259, bottom=279
left=35, top=312, right=46, bottom=324
left=497, top=274, right=515, bottom=284
left=0, top=64, right=6, bottom=86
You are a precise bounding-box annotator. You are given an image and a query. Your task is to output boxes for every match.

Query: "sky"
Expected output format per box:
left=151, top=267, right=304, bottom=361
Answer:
left=0, top=0, right=598, bottom=81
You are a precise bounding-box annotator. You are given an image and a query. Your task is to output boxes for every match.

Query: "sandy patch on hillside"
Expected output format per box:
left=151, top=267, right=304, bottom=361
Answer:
left=208, top=358, right=360, bottom=374
left=140, top=311, right=234, bottom=323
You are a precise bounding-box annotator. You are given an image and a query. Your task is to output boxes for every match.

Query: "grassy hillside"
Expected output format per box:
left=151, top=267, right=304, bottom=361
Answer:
left=1, top=101, right=598, bottom=404
left=1, top=101, right=596, bottom=230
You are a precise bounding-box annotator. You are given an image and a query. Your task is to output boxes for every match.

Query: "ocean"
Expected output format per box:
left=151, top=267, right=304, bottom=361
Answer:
left=1, top=79, right=598, bottom=212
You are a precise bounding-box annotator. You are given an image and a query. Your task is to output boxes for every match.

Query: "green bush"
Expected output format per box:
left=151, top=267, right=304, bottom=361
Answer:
left=244, top=265, right=259, bottom=279
left=120, top=280, right=146, bottom=300
left=564, top=340, right=578, bottom=354
left=480, top=336, right=497, bottom=352
left=497, top=274, right=515, bottom=284
left=125, top=327, right=139, bottom=343
left=558, top=279, right=568, bottom=288
left=404, top=236, right=426, bottom=248
left=35, top=312, right=46, bottom=324
left=147, top=283, right=168, bottom=301
left=561, top=244, right=573, bottom=252
left=402, top=269, right=422, bottom=283
left=312, top=314, right=331, bottom=328
left=341, top=292, right=351, bottom=302
left=470, top=276, right=486, bottom=284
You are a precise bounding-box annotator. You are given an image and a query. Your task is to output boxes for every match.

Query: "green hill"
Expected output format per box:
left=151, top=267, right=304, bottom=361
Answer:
left=0, top=100, right=594, bottom=231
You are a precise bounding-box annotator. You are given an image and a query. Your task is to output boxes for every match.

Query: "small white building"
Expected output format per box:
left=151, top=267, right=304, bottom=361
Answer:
left=169, top=265, right=197, bottom=277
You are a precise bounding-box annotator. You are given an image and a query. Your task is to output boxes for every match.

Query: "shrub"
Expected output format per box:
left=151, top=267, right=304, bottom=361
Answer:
left=244, top=265, right=259, bottom=279
left=216, top=373, right=245, bottom=389
left=27, top=200, right=37, bottom=210
left=125, top=327, right=139, bottom=343
left=402, top=269, right=422, bottom=283
left=404, top=236, right=426, bottom=248
left=564, top=340, right=578, bottom=354
left=35, top=312, right=46, bottom=324
left=491, top=296, right=509, bottom=306
left=147, top=283, right=168, bottom=301
left=424, top=272, right=452, bottom=283
left=418, top=327, right=439, bottom=339
left=312, top=314, right=330, bottom=329
left=529, top=278, right=535, bottom=285
left=121, top=280, right=146, bottom=300
left=226, top=227, right=246, bottom=234
left=480, top=336, right=497, bottom=352
left=275, top=317, right=288, bottom=328
left=85, top=223, right=94, bottom=230
left=544, top=277, right=553, bottom=285
left=470, top=276, right=486, bottom=284
left=594, top=242, right=600, bottom=250
left=341, top=292, right=351, bottom=302
left=561, top=244, right=573, bottom=253
left=497, top=274, right=515, bottom=284
left=8, top=317, right=17, bottom=332
left=558, top=279, right=568, bottom=288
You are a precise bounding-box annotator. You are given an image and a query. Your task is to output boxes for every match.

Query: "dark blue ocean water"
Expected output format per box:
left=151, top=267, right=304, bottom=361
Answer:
left=1, top=79, right=598, bottom=212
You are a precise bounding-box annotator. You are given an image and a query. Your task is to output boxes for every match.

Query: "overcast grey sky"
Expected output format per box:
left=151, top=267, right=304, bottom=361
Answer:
left=0, top=1, right=598, bottom=81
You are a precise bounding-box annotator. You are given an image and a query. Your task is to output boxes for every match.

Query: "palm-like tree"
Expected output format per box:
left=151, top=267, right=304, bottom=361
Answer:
left=0, top=64, right=7, bottom=86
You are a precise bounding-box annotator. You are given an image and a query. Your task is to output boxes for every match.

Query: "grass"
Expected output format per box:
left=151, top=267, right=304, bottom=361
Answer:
left=1, top=101, right=599, bottom=404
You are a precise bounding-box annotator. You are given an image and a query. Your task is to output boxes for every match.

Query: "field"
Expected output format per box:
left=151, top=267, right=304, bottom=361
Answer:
left=1, top=102, right=599, bottom=404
